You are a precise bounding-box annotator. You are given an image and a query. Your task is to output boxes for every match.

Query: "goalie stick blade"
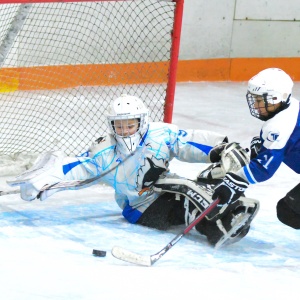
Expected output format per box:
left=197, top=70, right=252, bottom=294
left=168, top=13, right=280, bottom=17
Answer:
left=111, top=246, right=152, bottom=267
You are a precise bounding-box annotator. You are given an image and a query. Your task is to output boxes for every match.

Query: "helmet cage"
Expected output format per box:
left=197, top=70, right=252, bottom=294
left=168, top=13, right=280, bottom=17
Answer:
left=107, top=113, right=147, bottom=138
left=246, top=91, right=290, bottom=121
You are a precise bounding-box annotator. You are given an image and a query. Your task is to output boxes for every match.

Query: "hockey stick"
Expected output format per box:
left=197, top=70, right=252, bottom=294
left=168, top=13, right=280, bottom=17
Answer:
left=0, top=189, right=20, bottom=196
left=4, top=151, right=136, bottom=197
left=37, top=150, right=138, bottom=193
left=39, top=157, right=134, bottom=193
left=37, top=131, right=152, bottom=192
left=111, top=198, right=220, bottom=266
left=3, top=166, right=119, bottom=197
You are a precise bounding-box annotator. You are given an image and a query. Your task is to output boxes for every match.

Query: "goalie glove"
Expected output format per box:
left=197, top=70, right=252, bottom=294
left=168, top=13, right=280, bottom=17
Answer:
left=198, top=142, right=250, bottom=181
left=208, top=142, right=227, bottom=163
left=212, top=172, right=249, bottom=210
left=7, top=151, right=67, bottom=201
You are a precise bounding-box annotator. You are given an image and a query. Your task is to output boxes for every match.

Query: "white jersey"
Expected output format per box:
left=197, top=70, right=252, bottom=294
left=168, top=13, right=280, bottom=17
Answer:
left=59, top=122, right=226, bottom=223
left=237, top=97, right=300, bottom=183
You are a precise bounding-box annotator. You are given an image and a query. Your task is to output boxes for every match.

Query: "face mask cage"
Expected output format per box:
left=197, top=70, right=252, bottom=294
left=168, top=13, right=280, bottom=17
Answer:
left=107, top=113, right=148, bottom=154
left=111, top=118, right=141, bottom=138
left=108, top=113, right=147, bottom=138
left=246, top=92, right=282, bottom=121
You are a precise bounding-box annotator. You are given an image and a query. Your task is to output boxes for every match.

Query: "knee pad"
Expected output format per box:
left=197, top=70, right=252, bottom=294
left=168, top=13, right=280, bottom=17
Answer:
left=277, top=198, right=300, bottom=229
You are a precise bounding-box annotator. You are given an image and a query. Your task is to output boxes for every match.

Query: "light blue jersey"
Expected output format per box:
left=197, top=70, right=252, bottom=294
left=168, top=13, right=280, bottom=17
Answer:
left=61, top=122, right=226, bottom=223
left=238, top=98, right=300, bottom=184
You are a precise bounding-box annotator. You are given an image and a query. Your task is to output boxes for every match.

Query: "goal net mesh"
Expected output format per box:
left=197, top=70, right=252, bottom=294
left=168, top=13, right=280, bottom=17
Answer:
left=0, top=0, right=180, bottom=174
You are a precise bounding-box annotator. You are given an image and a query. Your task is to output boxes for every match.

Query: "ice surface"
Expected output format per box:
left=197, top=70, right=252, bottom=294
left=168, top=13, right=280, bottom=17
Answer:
left=1, top=82, right=300, bottom=299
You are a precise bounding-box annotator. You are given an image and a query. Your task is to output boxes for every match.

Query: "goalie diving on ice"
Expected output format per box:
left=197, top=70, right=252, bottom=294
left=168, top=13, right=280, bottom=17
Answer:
left=7, top=94, right=259, bottom=250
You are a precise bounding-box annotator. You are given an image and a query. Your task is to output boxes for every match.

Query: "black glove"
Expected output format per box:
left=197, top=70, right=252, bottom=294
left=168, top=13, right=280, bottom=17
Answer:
left=212, top=172, right=249, bottom=205
left=209, top=143, right=227, bottom=163
left=249, top=136, right=262, bottom=159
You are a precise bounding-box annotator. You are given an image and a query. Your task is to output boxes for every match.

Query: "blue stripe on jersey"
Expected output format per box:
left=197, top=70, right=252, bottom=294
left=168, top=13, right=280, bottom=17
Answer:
left=122, top=203, right=142, bottom=224
left=139, top=128, right=149, bottom=146
left=187, top=142, right=212, bottom=155
left=63, top=160, right=83, bottom=175
left=243, top=165, right=257, bottom=184
left=77, top=151, right=89, bottom=157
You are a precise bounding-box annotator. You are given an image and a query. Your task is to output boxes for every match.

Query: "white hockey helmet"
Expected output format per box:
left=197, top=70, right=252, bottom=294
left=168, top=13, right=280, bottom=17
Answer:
left=106, top=94, right=149, bottom=154
left=246, top=68, right=293, bottom=120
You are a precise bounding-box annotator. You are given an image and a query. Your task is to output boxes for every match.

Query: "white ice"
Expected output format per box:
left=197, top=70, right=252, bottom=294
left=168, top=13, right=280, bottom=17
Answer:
left=1, top=82, right=300, bottom=300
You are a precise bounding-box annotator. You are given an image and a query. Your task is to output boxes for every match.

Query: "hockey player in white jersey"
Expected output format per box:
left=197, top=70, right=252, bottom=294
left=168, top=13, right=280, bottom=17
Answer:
left=8, top=94, right=259, bottom=247
left=212, top=68, right=300, bottom=230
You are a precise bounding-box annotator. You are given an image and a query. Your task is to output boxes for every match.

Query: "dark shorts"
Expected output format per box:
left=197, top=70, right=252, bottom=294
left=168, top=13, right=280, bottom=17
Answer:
left=277, top=182, right=300, bottom=229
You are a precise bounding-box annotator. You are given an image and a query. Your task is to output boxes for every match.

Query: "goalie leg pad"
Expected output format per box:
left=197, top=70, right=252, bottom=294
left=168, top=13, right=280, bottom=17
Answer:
left=154, top=177, right=259, bottom=247
left=154, top=177, right=217, bottom=225
left=154, top=177, right=213, bottom=213
left=197, top=197, right=259, bottom=247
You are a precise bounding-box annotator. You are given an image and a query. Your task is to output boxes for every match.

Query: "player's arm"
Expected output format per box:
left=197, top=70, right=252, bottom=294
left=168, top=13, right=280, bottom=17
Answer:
left=211, top=141, right=284, bottom=209
left=172, top=127, right=229, bottom=163
left=197, top=142, right=250, bottom=182
left=7, top=151, right=105, bottom=201
left=236, top=147, right=283, bottom=184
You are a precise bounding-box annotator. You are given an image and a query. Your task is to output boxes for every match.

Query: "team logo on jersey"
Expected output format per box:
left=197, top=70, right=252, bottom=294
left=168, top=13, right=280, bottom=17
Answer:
left=137, top=156, right=167, bottom=196
left=266, top=131, right=280, bottom=142
left=178, top=129, right=188, bottom=137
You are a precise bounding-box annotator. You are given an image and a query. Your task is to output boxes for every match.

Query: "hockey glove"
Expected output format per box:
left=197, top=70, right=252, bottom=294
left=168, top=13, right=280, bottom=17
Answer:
left=212, top=172, right=249, bottom=207
left=209, top=142, right=227, bottom=163
left=8, top=151, right=67, bottom=201
left=249, top=136, right=262, bottom=159
left=199, top=142, right=250, bottom=182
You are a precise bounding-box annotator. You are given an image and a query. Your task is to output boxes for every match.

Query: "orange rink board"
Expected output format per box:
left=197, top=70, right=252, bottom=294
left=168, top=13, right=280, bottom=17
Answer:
left=0, top=57, right=300, bottom=92
left=0, top=62, right=170, bottom=92
left=176, top=57, right=300, bottom=82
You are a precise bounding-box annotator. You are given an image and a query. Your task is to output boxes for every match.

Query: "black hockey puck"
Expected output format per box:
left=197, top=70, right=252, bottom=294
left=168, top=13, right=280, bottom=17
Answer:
left=92, top=249, right=106, bottom=257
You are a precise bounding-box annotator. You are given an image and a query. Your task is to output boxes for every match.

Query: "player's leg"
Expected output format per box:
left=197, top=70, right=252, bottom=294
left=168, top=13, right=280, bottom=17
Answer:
left=136, top=192, right=185, bottom=230
left=277, top=183, right=300, bottom=229
left=153, top=177, right=259, bottom=247
left=194, top=198, right=258, bottom=247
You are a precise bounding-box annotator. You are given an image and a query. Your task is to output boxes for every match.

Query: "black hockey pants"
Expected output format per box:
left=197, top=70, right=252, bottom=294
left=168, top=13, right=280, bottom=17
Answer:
left=136, top=192, right=186, bottom=230
left=277, top=183, right=300, bottom=229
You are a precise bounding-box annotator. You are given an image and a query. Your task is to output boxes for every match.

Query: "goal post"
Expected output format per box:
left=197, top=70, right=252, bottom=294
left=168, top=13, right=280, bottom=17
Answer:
left=0, top=0, right=184, bottom=174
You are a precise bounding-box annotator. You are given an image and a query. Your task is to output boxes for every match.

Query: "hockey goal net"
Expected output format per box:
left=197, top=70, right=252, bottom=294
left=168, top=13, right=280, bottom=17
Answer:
left=0, top=0, right=183, bottom=174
